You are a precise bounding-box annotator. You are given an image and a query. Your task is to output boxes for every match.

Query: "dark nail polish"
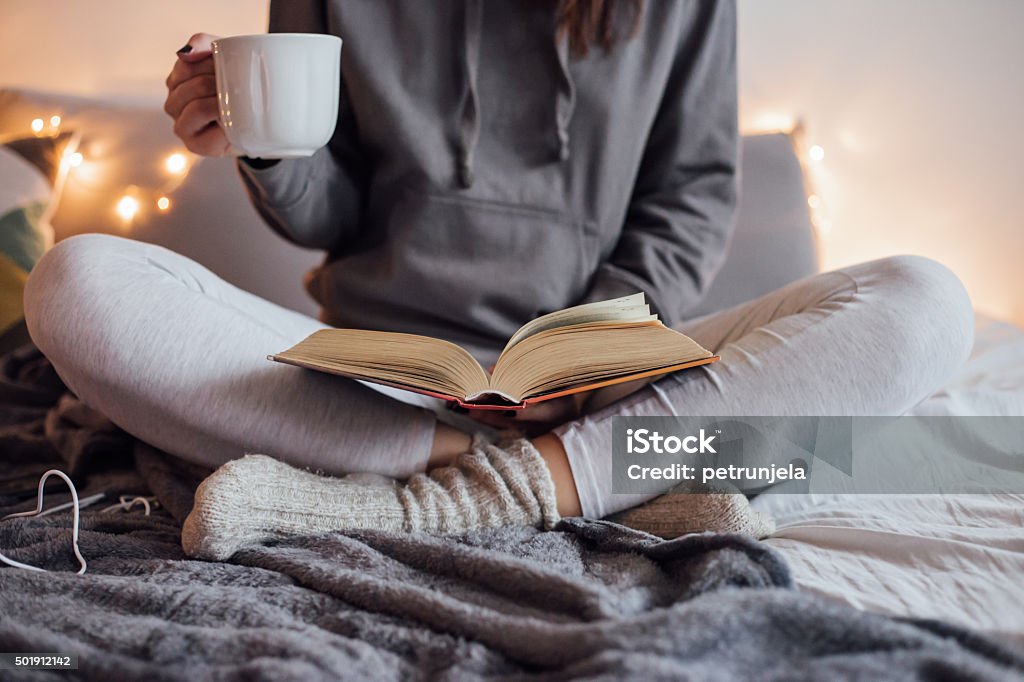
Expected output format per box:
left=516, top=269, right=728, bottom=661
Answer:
left=176, top=44, right=193, bottom=56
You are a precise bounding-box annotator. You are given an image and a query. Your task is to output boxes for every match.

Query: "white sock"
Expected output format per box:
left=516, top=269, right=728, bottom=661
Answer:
left=182, top=436, right=560, bottom=560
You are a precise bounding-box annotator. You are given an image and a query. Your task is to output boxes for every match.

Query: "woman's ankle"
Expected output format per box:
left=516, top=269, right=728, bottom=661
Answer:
left=428, top=424, right=582, bottom=519
left=427, top=423, right=473, bottom=469
left=532, top=433, right=583, bottom=518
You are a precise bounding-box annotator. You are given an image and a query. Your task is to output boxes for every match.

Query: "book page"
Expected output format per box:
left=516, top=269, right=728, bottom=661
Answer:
left=492, top=320, right=713, bottom=402
left=269, top=294, right=704, bottom=407
left=503, top=292, right=653, bottom=351
left=271, top=329, right=490, bottom=400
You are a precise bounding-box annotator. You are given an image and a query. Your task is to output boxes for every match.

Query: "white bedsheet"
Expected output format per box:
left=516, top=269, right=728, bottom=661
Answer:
left=755, top=316, right=1024, bottom=646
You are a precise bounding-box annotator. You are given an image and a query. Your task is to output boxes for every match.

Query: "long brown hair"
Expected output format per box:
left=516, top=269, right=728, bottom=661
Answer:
left=556, top=0, right=644, bottom=57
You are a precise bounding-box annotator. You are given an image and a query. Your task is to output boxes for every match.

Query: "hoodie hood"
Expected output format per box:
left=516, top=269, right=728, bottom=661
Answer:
left=456, top=0, right=575, bottom=187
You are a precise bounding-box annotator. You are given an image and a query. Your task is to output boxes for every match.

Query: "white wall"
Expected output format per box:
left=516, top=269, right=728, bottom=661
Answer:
left=738, top=0, right=1024, bottom=325
left=0, top=1, right=266, bottom=98
left=2, top=0, right=1022, bottom=324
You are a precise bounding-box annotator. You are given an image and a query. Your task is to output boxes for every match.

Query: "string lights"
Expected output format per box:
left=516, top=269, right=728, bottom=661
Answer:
left=745, top=111, right=797, bottom=134
left=743, top=111, right=833, bottom=239
left=31, top=114, right=194, bottom=226
left=116, top=192, right=141, bottom=222
left=164, top=152, right=188, bottom=175
left=802, top=142, right=832, bottom=235
left=35, top=106, right=834, bottom=234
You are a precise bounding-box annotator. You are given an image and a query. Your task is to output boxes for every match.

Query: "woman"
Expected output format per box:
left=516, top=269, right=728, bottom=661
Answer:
left=24, top=0, right=973, bottom=560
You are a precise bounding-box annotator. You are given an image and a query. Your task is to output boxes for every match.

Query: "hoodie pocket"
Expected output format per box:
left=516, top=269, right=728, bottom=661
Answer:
left=321, top=189, right=596, bottom=344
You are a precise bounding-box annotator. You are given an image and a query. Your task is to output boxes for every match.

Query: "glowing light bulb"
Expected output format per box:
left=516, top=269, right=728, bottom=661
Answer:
left=50, top=115, right=62, bottom=128
left=66, top=151, right=84, bottom=168
left=808, top=145, right=826, bottom=162
left=164, top=152, right=188, bottom=175
left=31, top=118, right=44, bottom=133
left=156, top=196, right=171, bottom=211
left=116, top=194, right=140, bottom=222
left=748, top=111, right=796, bottom=134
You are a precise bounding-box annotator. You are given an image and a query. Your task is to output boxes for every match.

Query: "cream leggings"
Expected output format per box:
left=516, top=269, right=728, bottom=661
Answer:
left=24, top=234, right=974, bottom=518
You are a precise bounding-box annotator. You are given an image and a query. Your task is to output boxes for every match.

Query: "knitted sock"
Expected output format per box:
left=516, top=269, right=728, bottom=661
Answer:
left=182, top=435, right=560, bottom=560
left=607, top=482, right=775, bottom=540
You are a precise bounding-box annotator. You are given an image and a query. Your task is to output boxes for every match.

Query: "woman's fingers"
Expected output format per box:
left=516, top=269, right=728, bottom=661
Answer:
left=173, top=96, right=228, bottom=156
left=465, top=393, right=589, bottom=434
left=174, top=96, right=219, bottom=138
left=165, top=56, right=215, bottom=93
left=164, top=73, right=217, bottom=119
left=165, top=36, right=217, bottom=92
left=466, top=410, right=516, bottom=429
left=176, top=33, right=219, bottom=63
left=518, top=393, right=589, bottom=422
left=164, top=33, right=228, bottom=156
left=189, top=123, right=232, bottom=157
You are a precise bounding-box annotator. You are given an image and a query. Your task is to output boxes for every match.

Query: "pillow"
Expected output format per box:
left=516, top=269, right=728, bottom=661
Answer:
left=0, top=88, right=322, bottom=317
left=681, top=133, right=819, bottom=319
left=0, top=89, right=180, bottom=237
left=0, top=90, right=820, bottom=324
left=0, top=132, right=74, bottom=346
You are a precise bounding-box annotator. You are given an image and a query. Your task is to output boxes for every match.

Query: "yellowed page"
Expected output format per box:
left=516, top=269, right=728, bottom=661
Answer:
left=270, top=329, right=490, bottom=399
left=503, top=292, right=652, bottom=351
left=492, top=321, right=712, bottom=401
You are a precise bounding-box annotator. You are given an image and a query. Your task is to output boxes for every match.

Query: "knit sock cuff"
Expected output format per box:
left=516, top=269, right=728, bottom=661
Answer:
left=488, top=436, right=561, bottom=530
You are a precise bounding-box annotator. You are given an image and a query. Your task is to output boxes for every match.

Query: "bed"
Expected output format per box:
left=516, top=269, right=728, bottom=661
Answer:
left=757, top=315, right=1024, bottom=648
left=1, top=330, right=1023, bottom=679
left=1, top=89, right=1022, bottom=678
left=1, top=316, right=1023, bottom=678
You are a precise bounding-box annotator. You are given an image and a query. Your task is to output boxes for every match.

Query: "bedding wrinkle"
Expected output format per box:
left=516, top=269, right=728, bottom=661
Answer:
left=763, top=489, right=1024, bottom=647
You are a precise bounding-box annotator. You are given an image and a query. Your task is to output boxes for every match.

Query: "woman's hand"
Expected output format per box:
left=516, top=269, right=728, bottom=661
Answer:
left=467, top=393, right=590, bottom=436
left=466, top=376, right=655, bottom=435
left=164, top=33, right=231, bottom=157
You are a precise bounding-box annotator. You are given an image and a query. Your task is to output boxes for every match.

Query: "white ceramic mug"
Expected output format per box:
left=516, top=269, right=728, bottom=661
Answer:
left=211, top=33, right=342, bottom=159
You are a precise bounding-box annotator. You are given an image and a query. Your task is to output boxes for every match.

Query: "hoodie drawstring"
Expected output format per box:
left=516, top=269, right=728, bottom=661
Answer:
left=456, top=0, right=576, bottom=188
left=457, top=0, right=482, bottom=188
left=553, top=28, right=576, bottom=163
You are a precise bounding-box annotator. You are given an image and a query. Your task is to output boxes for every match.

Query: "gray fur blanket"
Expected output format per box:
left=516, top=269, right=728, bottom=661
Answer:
left=1, top=346, right=1022, bottom=681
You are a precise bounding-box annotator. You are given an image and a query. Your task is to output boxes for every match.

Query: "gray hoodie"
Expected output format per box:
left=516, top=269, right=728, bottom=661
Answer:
left=240, top=0, right=738, bottom=364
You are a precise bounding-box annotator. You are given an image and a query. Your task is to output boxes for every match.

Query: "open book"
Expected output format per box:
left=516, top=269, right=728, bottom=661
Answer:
left=269, top=293, right=719, bottom=410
